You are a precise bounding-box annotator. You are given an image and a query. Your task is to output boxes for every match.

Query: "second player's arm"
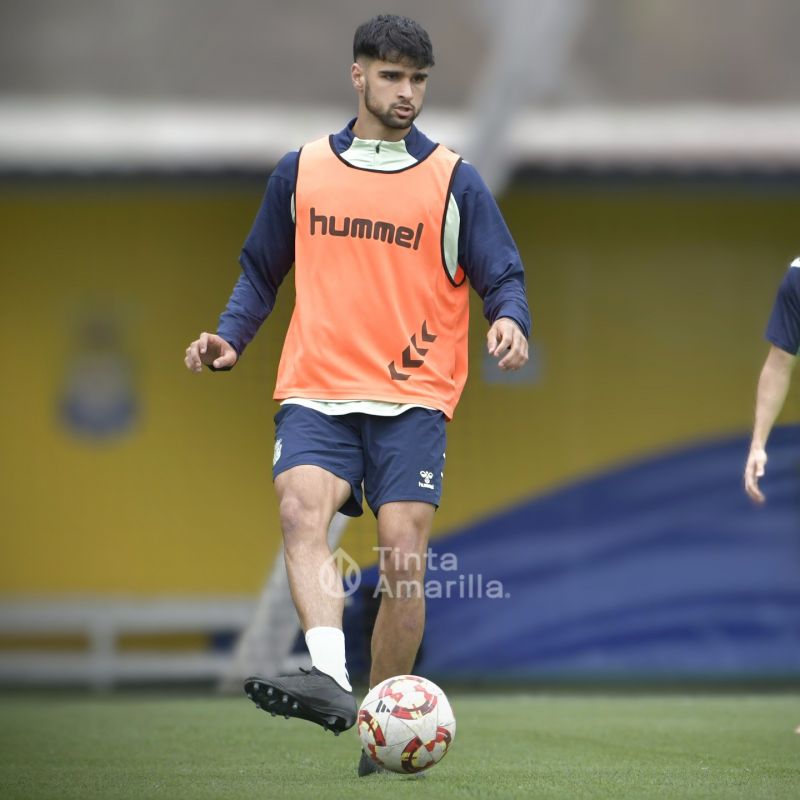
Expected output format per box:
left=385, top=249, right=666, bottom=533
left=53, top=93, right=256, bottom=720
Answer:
left=744, top=345, right=797, bottom=502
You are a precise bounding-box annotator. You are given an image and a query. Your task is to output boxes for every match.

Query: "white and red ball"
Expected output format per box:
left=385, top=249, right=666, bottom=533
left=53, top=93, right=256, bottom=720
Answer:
left=357, top=674, right=456, bottom=774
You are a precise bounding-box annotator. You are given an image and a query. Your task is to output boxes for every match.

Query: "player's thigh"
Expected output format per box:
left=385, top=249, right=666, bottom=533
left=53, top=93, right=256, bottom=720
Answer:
left=272, top=404, right=366, bottom=523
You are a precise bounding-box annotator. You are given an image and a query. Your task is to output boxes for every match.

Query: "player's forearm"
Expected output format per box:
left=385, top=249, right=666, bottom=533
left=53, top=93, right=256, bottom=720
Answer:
left=479, top=261, right=531, bottom=339
left=488, top=290, right=531, bottom=340
left=751, top=348, right=796, bottom=447
left=216, top=272, right=270, bottom=357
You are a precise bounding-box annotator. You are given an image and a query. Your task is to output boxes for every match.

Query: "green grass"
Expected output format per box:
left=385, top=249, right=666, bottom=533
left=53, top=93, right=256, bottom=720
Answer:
left=1, top=693, right=798, bottom=799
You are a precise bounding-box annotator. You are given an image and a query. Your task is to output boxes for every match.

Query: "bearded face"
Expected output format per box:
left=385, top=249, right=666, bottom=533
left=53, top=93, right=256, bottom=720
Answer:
left=364, top=75, right=422, bottom=129
left=355, top=59, right=429, bottom=133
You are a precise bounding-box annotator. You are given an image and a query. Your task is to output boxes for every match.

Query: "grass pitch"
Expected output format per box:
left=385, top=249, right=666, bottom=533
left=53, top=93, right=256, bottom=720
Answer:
left=1, top=692, right=798, bottom=799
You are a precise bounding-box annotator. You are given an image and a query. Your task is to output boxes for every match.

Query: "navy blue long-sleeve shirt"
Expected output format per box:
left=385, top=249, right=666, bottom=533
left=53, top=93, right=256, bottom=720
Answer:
left=218, top=119, right=531, bottom=357
left=766, top=259, right=800, bottom=355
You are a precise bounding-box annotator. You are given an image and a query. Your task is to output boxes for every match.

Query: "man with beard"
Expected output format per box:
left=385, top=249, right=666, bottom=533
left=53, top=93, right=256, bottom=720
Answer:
left=184, top=14, right=530, bottom=775
left=744, top=257, right=799, bottom=503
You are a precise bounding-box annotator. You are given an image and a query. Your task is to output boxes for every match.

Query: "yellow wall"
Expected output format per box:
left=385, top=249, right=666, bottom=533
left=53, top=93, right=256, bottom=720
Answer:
left=1, top=182, right=798, bottom=593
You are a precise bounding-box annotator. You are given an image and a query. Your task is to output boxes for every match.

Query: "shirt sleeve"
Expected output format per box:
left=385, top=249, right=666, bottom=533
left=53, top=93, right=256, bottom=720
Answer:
left=216, top=151, right=298, bottom=357
left=216, top=272, right=270, bottom=358
left=766, top=266, right=800, bottom=355
left=452, top=161, right=532, bottom=338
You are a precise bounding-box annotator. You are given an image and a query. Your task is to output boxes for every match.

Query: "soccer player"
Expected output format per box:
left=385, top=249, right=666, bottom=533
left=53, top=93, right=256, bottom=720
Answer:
left=744, top=257, right=799, bottom=502
left=184, top=14, right=531, bottom=774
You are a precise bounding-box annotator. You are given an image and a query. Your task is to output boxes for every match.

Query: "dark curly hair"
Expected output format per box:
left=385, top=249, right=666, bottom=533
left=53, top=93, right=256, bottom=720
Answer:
left=353, top=14, right=434, bottom=68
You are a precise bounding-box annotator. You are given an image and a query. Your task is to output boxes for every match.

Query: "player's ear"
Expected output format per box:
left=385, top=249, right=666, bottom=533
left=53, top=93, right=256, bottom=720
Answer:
left=351, top=62, right=365, bottom=92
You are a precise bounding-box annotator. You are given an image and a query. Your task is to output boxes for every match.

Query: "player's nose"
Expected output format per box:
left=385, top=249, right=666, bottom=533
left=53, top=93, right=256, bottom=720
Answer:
left=397, top=79, right=413, bottom=98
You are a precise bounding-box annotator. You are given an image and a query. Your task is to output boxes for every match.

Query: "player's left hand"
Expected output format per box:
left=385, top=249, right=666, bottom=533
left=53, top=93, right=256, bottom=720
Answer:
left=487, top=317, right=528, bottom=371
left=744, top=445, right=767, bottom=504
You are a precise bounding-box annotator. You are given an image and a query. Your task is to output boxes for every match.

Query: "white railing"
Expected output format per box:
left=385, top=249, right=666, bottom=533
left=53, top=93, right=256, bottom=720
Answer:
left=0, top=596, right=256, bottom=690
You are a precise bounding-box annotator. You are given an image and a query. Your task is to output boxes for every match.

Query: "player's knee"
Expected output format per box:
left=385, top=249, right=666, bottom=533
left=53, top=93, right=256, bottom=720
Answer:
left=379, top=508, right=430, bottom=548
left=379, top=547, right=427, bottom=599
left=278, top=492, right=326, bottom=544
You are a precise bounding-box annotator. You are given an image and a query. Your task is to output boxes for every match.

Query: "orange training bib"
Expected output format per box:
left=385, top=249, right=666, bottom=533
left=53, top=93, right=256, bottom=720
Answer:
left=274, top=136, right=469, bottom=419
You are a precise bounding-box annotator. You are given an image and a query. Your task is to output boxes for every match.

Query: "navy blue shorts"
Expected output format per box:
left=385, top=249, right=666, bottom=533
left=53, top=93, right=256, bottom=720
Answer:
left=272, top=404, right=447, bottom=517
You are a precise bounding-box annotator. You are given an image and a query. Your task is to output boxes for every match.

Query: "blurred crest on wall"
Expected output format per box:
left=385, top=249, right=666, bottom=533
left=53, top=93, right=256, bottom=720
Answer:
left=58, top=300, right=138, bottom=441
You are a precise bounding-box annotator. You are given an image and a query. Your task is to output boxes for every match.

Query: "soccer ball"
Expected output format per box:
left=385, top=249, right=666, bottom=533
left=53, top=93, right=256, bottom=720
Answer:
left=357, top=674, right=456, bottom=774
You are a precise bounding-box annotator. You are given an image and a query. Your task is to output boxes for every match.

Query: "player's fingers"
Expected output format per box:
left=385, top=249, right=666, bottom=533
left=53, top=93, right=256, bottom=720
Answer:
left=486, top=328, right=500, bottom=355
left=186, top=341, right=203, bottom=372
left=499, top=352, right=523, bottom=370
left=747, top=482, right=766, bottom=503
left=492, top=331, right=513, bottom=360
left=498, top=336, right=528, bottom=370
left=498, top=350, right=516, bottom=369
left=753, top=462, right=766, bottom=501
left=744, top=460, right=766, bottom=503
left=213, top=349, right=237, bottom=369
left=199, top=331, right=210, bottom=355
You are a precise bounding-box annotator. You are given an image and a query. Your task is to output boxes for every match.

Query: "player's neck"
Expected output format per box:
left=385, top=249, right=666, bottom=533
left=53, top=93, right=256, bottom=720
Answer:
left=352, top=113, right=410, bottom=143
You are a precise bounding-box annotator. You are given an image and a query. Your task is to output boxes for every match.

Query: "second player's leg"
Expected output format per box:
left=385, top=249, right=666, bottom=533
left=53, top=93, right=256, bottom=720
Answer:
left=370, top=500, right=435, bottom=687
left=275, top=464, right=352, bottom=631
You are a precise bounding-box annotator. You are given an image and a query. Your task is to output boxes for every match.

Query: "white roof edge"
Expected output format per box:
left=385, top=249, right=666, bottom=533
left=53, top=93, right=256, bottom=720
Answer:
left=2, top=100, right=800, bottom=169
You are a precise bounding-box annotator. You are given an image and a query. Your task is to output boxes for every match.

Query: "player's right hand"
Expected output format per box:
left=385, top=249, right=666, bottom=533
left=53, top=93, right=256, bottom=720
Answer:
left=744, top=446, right=767, bottom=504
left=184, top=332, right=238, bottom=373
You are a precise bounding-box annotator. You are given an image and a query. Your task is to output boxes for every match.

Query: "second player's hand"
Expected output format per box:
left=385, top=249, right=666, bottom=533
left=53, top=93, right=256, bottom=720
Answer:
left=744, top=446, right=767, bottom=504
left=487, top=317, right=528, bottom=370
left=184, top=332, right=238, bottom=373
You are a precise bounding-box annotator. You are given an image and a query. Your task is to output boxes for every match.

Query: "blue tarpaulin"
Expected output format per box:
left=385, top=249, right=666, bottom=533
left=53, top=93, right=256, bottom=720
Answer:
left=345, top=427, right=800, bottom=681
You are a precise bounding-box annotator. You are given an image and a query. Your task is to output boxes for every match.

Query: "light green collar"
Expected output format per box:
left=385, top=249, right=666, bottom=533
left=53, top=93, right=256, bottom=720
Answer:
left=341, top=136, right=417, bottom=171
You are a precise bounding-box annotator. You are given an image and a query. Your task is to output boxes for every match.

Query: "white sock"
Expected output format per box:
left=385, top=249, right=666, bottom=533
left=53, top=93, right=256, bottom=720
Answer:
left=305, top=626, right=352, bottom=691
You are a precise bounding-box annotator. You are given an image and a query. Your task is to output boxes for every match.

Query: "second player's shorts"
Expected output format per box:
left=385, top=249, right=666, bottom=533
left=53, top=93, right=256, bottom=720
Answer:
left=272, top=404, right=446, bottom=517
